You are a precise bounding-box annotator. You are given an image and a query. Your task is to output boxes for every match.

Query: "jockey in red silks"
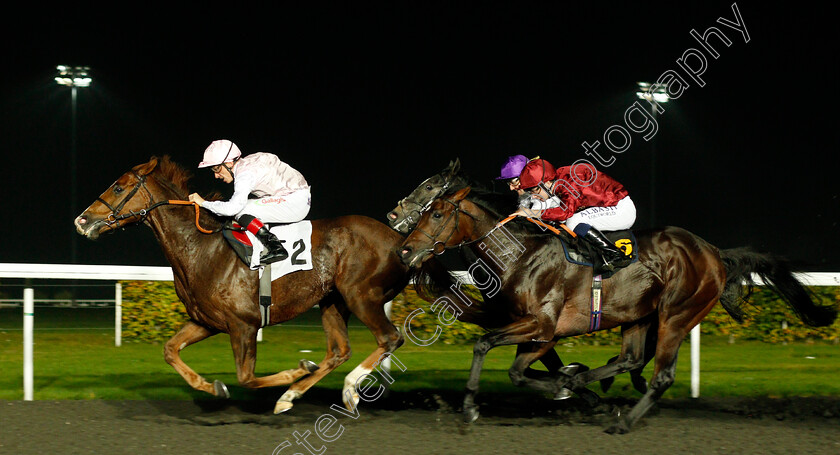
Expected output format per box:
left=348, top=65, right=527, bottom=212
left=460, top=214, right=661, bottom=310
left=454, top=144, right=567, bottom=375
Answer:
left=497, top=154, right=565, bottom=211
left=188, top=139, right=311, bottom=265
left=513, top=158, right=636, bottom=272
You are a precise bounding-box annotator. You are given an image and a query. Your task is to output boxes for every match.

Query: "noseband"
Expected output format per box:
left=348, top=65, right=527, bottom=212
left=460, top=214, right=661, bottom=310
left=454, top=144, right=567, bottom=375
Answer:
left=97, top=171, right=215, bottom=233
left=392, top=176, right=455, bottom=232
left=412, top=197, right=483, bottom=255
left=97, top=171, right=159, bottom=228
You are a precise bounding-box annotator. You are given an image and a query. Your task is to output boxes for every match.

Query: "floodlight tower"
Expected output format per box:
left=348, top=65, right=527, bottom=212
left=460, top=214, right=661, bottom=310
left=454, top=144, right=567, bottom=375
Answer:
left=55, top=65, right=92, bottom=264
left=636, top=81, right=669, bottom=228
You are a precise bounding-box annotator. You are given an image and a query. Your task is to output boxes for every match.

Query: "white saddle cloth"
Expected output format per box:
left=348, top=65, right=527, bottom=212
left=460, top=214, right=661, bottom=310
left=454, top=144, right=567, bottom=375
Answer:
left=243, top=221, right=314, bottom=280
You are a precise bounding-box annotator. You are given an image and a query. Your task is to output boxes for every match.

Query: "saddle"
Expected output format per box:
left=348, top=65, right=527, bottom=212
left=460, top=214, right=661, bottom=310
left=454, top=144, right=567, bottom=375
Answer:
left=222, top=219, right=315, bottom=327
left=519, top=217, right=637, bottom=279
left=222, top=220, right=258, bottom=266
left=516, top=217, right=638, bottom=331
left=559, top=229, right=638, bottom=279
left=222, top=219, right=314, bottom=272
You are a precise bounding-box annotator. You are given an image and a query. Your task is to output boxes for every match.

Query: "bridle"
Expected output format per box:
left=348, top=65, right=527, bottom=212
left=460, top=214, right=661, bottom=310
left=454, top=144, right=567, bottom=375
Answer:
left=97, top=171, right=215, bottom=234
left=411, top=196, right=509, bottom=256
left=392, top=175, right=456, bottom=232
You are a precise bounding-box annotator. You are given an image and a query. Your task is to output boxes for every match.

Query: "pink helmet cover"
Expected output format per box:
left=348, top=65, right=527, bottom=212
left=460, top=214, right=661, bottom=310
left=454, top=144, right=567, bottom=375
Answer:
left=198, top=139, right=242, bottom=168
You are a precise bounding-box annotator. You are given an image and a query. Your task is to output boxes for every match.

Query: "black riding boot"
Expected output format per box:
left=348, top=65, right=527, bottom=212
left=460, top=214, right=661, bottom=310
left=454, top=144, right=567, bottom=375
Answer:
left=255, top=226, right=289, bottom=265
left=580, top=227, right=631, bottom=273
left=238, top=215, right=289, bottom=265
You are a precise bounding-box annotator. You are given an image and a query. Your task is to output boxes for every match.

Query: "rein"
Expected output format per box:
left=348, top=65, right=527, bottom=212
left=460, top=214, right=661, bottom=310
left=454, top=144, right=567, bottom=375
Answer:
left=98, top=171, right=217, bottom=234
left=415, top=199, right=578, bottom=256
left=413, top=197, right=516, bottom=255
left=392, top=175, right=456, bottom=232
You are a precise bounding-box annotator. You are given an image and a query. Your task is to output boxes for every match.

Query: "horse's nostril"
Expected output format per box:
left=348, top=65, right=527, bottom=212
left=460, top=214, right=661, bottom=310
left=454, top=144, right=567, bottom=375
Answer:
left=399, top=247, right=412, bottom=258
left=77, top=216, right=87, bottom=225
left=387, top=212, right=397, bottom=220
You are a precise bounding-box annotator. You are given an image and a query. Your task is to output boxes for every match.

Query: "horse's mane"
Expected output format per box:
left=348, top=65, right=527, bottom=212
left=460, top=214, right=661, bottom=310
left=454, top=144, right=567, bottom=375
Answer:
left=152, top=155, right=223, bottom=202
left=444, top=184, right=553, bottom=238
left=153, top=155, right=192, bottom=198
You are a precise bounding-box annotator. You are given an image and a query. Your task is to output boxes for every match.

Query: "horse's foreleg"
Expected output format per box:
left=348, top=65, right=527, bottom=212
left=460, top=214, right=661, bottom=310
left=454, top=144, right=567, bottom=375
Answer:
left=229, top=322, right=316, bottom=391
left=464, top=315, right=554, bottom=423
left=523, top=343, right=563, bottom=376
left=275, top=302, right=353, bottom=414
left=510, top=342, right=565, bottom=390
left=164, top=321, right=220, bottom=396
left=509, top=342, right=600, bottom=404
left=338, top=302, right=404, bottom=412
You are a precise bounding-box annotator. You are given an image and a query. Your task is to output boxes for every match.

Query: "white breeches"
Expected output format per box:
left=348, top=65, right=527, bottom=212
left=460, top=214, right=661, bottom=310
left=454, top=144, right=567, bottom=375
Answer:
left=237, top=188, right=311, bottom=223
left=565, top=196, right=636, bottom=232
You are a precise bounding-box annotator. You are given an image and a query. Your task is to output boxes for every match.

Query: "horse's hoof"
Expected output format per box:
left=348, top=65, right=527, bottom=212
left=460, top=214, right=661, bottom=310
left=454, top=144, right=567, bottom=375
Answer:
left=299, top=359, right=320, bottom=374
left=274, top=400, right=294, bottom=414
left=553, top=387, right=573, bottom=400
left=604, top=416, right=631, bottom=434
left=600, top=376, right=616, bottom=393
left=631, top=375, right=649, bottom=394
left=559, top=364, right=580, bottom=376
left=570, top=362, right=590, bottom=373
left=342, top=387, right=360, bottom=411
left=576, top=388, right=602, bottom=407
left=463, top=407, right=480, bottom=424
left=213, top=380, right=230, bottom=399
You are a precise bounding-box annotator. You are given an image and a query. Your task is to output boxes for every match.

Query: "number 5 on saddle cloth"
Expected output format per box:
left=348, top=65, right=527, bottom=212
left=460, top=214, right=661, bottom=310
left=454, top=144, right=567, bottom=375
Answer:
left=520, top=217, right=638, bottom=279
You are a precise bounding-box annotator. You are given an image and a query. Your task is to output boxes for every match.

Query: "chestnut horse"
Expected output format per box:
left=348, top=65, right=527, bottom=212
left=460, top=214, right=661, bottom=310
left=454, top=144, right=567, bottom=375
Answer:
left=398, top=185, right=837, bottom=433
left=74, top=156, right=490, bottom=414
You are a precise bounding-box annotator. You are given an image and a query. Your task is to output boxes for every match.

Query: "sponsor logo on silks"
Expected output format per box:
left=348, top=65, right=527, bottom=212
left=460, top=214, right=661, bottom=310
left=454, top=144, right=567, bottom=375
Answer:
left=259, top=197, right=287, bottom=205
left=615, top=238, right=633, bottom=256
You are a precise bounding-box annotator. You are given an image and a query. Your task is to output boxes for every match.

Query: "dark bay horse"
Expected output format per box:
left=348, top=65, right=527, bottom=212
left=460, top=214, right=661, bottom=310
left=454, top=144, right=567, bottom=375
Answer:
left=386, top=159, right=650, bottom=397
left=386, top=159, right=597, bottom=398
left=398, top=185, right=837, bottom=433
left=74, top=156, right=491, bottom=413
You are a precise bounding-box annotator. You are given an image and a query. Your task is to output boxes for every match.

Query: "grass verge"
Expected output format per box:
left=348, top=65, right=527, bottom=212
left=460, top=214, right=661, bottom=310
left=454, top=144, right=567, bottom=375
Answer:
left=1, top=323, right=838, bottom=401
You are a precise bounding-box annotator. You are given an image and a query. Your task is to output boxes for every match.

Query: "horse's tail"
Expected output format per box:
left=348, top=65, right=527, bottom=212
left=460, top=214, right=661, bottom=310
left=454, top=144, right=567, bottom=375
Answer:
left=719, top=247, right=837, bottom=327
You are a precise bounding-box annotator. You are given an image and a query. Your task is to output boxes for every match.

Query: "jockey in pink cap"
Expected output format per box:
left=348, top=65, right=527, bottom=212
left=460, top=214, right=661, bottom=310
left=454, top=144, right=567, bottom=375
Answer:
left=188, top=139, right=311, bottom=265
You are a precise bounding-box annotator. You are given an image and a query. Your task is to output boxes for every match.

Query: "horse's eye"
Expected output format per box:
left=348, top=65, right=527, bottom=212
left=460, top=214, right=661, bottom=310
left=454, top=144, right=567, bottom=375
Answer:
left=114, top=186, right=124, bottom=194
left=432, top=212, right=442, bottom=219
left=425, top=185, right=433, bottom=191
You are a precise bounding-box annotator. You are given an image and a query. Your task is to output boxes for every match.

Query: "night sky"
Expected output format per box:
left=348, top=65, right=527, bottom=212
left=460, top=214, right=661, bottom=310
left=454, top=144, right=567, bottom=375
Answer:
left=2, top=3, right=837, bottom=270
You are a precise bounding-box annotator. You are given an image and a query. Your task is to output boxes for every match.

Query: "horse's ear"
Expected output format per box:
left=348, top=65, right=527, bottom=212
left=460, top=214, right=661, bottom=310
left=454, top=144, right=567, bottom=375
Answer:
left=444, top=158, right=461, bottom=177
left=452, top=186, right=471, bottom=201
left=133, top=157, right=159, bottom=176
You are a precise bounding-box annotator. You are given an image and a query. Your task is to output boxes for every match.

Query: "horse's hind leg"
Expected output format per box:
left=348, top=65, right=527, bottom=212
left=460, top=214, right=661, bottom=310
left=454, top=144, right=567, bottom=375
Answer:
left=164, top=320, right=222, bottom=396
left=600, top=318, right=657, bottom=394
left=562, top=317, right=655, bottom=394
left=606, top=304, right=714, bottom=433
left=605, top=332, right=682, bottom=435
left=228, top=320, right=319, bottom=391
left=274, top=300, right=353, bottom=414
